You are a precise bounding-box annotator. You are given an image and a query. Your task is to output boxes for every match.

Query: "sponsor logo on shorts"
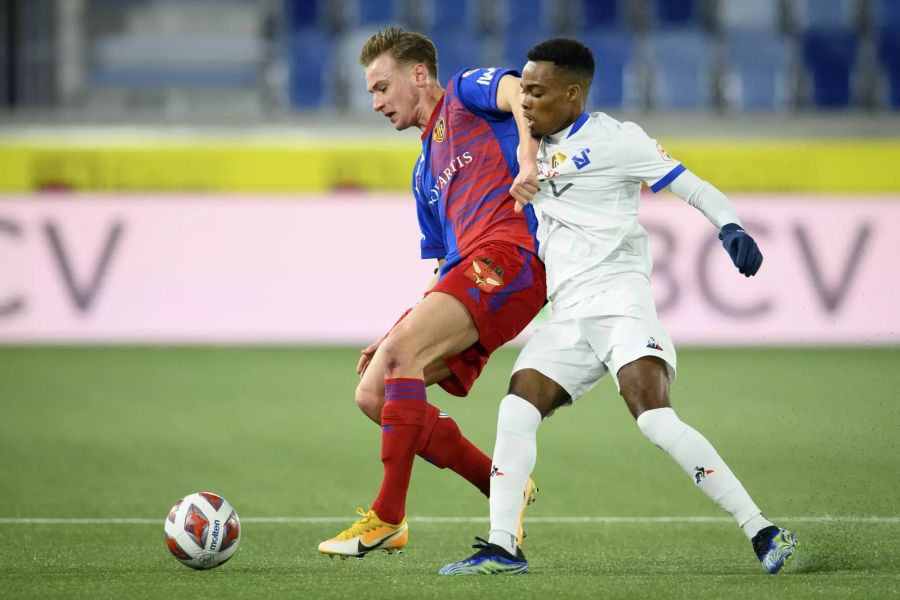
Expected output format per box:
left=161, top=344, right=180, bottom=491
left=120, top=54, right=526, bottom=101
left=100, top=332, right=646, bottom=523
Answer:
left=491, top=465, right=505, bottom=477
left=646, top=337, right=663, bottom=351
left=694, top=466, right=714, bottom=484
left=464, top=258, right=504, bottom=292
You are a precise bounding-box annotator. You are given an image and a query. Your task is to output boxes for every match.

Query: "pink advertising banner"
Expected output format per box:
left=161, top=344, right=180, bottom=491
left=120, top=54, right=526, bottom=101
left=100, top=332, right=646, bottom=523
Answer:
left=0, top=194, right=897, bottom=345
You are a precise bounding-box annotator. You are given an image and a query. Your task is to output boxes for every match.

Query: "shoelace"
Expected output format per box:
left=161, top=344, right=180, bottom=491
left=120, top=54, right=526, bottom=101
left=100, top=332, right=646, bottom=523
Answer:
left=344, top=507, right=376, bottom=536
left=470, top=536, right=491, bottom=551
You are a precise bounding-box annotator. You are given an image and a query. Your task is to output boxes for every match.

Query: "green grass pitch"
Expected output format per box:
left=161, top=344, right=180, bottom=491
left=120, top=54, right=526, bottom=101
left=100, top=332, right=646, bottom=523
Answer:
left=1, top=346, right=899, bottom=599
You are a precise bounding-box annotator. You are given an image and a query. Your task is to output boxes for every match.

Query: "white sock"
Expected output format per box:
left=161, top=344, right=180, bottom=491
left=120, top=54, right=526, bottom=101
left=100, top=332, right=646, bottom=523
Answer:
left=636, top=407, right=773, bottom=540
left=488, top=394, right=541, bottom=555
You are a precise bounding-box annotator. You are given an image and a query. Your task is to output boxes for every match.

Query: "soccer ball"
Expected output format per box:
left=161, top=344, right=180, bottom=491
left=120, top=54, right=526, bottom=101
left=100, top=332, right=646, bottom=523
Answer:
left=164, top=492, right=241, bottom=569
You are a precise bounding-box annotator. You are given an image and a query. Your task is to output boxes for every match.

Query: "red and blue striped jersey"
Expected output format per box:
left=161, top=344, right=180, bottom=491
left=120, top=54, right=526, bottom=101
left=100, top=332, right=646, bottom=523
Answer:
left=413, top=67, right=538, bottom=275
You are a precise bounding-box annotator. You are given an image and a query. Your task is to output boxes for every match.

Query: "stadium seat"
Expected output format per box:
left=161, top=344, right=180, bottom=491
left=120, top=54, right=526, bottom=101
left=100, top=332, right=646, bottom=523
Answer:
left=795, top=0, right=855, bottom=30
left=502, top=24, right=556, bottom=68
left=0, top=36, right=5, bottom=105
left=419, top=0, right=481, bottom=34
left=718, top=0, right=781, bottom=32
left=803, top=28, right=859, bottom=108
left=723, top=30, right=790, bottom=111
left=878, top=27, right=900, bottom=108
left=874, top=0, right=900, bottom=28
left=504, top=0, right=548, bottom=31
left=582, top=29, right=634, bottom=108
left=90, top=34, right=262, bottom=88
left=285, top=0, right=324, bottom=32
left=650, top=0, right=701, bottom=29
left=428, top=30, right=485, bottom=85
left=354, top=0, right=405, bottom=26
left=288, top=29, right=335, bottom=108
left=336, top=0, right=409, bottom=32
left=647, top=30, right=714, bottom=109
left=338, top=29, right=378, bottom=113
left=576, top=0, right=621, bottom=30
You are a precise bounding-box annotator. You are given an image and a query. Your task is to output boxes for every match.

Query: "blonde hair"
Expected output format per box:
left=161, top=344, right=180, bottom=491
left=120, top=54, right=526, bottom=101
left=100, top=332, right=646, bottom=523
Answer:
left=359, top=26, right=438, bottom=79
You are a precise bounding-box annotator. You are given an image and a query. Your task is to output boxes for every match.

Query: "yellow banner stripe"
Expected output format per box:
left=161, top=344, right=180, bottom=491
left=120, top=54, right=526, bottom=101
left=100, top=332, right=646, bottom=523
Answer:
left=1, top=139, right=898, bottom=193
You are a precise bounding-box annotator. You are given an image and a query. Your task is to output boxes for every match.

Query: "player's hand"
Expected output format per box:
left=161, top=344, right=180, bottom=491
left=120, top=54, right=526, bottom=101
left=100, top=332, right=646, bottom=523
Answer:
left=510, top=160, right=540, bottom=213
left=356, top=338, right=382, bottom=377
left=357, top=306, right=415, bottom=376
left=719, top=223, right=763, bottom=277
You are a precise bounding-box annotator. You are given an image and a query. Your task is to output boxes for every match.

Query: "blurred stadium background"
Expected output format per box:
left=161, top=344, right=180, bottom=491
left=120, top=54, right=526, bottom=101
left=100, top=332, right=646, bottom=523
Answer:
left=1, top=1, right=899, bottom=598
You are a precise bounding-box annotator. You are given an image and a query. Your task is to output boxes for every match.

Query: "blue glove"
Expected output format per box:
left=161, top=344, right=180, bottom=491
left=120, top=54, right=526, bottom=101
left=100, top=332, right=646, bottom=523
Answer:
left=718, top=223, right=763, bottom=277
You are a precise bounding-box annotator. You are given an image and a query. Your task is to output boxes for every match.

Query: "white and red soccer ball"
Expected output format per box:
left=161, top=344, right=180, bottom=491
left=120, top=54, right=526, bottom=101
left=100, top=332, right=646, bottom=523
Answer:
left=164, top=492, right=241, bottom=569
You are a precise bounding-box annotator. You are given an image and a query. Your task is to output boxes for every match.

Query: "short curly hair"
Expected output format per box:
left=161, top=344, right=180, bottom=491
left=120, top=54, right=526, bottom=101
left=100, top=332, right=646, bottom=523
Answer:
left=527, top=37, right=595, bottom=87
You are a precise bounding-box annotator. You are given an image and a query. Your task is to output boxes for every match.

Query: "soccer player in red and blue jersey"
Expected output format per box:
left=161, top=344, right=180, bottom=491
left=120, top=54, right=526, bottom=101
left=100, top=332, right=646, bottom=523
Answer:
left=318, top=26, right=547, bottom=558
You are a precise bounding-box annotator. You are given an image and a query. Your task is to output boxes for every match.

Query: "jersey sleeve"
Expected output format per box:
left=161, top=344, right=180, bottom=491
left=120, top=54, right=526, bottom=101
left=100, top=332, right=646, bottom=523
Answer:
left=412, top=164, right=445, bottom=259
left=617, top=122, right=686, bottom=193
left=455, top=67, right=520, bottom=120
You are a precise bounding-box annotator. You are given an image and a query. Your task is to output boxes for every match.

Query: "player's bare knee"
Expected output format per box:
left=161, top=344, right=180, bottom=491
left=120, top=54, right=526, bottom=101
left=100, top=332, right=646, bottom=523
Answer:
left=619, top=378, right=669, bottom=419
left=380, top=332, right=418, bottom=377
left=509, top=369, right=570, bottom=418
left=354, top=381, right=383, bottom=423
left=618, top=358, right=671, bottom=419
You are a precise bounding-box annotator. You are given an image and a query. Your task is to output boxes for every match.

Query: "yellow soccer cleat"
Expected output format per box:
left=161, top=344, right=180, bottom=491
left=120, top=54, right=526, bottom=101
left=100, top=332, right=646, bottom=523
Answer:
left=517, top=477, right=539, bottom=546
left=318, top=508, right=408, bottom=558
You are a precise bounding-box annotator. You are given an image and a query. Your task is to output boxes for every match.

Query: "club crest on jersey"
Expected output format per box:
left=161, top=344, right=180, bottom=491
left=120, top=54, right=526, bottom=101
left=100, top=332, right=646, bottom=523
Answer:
left=551, top=152, right=567, bottom=169
left=464, top=258, right=504, bottom=292
left=433, top=116, right=445, bottom=142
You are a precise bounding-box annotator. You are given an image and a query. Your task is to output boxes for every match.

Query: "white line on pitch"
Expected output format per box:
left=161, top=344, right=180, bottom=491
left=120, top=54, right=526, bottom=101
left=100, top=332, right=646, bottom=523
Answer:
left=0, top=515, right=897, bottom=525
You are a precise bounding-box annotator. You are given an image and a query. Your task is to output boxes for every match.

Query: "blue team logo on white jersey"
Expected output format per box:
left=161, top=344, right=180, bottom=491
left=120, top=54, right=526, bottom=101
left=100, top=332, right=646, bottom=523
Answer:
left=573, top=148, right=592, bottom=170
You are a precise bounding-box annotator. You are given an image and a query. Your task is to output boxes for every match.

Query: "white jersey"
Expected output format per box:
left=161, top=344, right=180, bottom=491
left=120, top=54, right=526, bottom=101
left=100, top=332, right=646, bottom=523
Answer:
left=532, top=112, right=686, bottom=308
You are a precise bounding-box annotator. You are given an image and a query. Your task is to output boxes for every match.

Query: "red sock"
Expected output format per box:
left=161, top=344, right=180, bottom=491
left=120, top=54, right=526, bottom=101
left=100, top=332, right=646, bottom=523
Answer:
left=371, top=378, right=426, bottom=525
left=417, top=404, right=492, bottom=497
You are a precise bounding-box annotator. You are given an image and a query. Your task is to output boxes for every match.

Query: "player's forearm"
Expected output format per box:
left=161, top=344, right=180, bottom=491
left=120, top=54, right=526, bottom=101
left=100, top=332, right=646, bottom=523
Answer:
left=496, top=75, right=539, bottom=170
left=508, top=89, right=538, bottom=170
left=516, top=124, right=539, bottom=169
left=668, top=169, right=742, bottom=229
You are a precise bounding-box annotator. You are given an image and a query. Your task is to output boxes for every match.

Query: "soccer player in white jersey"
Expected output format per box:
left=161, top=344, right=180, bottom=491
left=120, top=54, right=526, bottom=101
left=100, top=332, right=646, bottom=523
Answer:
left=440, top=38, right=798, bottom=576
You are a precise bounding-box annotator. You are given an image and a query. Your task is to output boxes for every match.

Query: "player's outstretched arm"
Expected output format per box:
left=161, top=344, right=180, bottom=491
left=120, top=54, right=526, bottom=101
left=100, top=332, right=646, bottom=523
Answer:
left=496, top=74, right=539, bottom=212
left=668, top=170, right=763, bottom=276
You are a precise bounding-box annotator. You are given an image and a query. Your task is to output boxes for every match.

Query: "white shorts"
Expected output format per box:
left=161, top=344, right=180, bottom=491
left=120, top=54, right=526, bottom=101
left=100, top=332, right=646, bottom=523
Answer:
left=513, top=275, right=676, bottom=403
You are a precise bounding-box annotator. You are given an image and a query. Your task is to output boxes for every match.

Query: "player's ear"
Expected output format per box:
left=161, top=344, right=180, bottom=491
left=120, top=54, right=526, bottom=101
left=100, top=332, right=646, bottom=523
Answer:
left=412, top=63, right=430, bottom=87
